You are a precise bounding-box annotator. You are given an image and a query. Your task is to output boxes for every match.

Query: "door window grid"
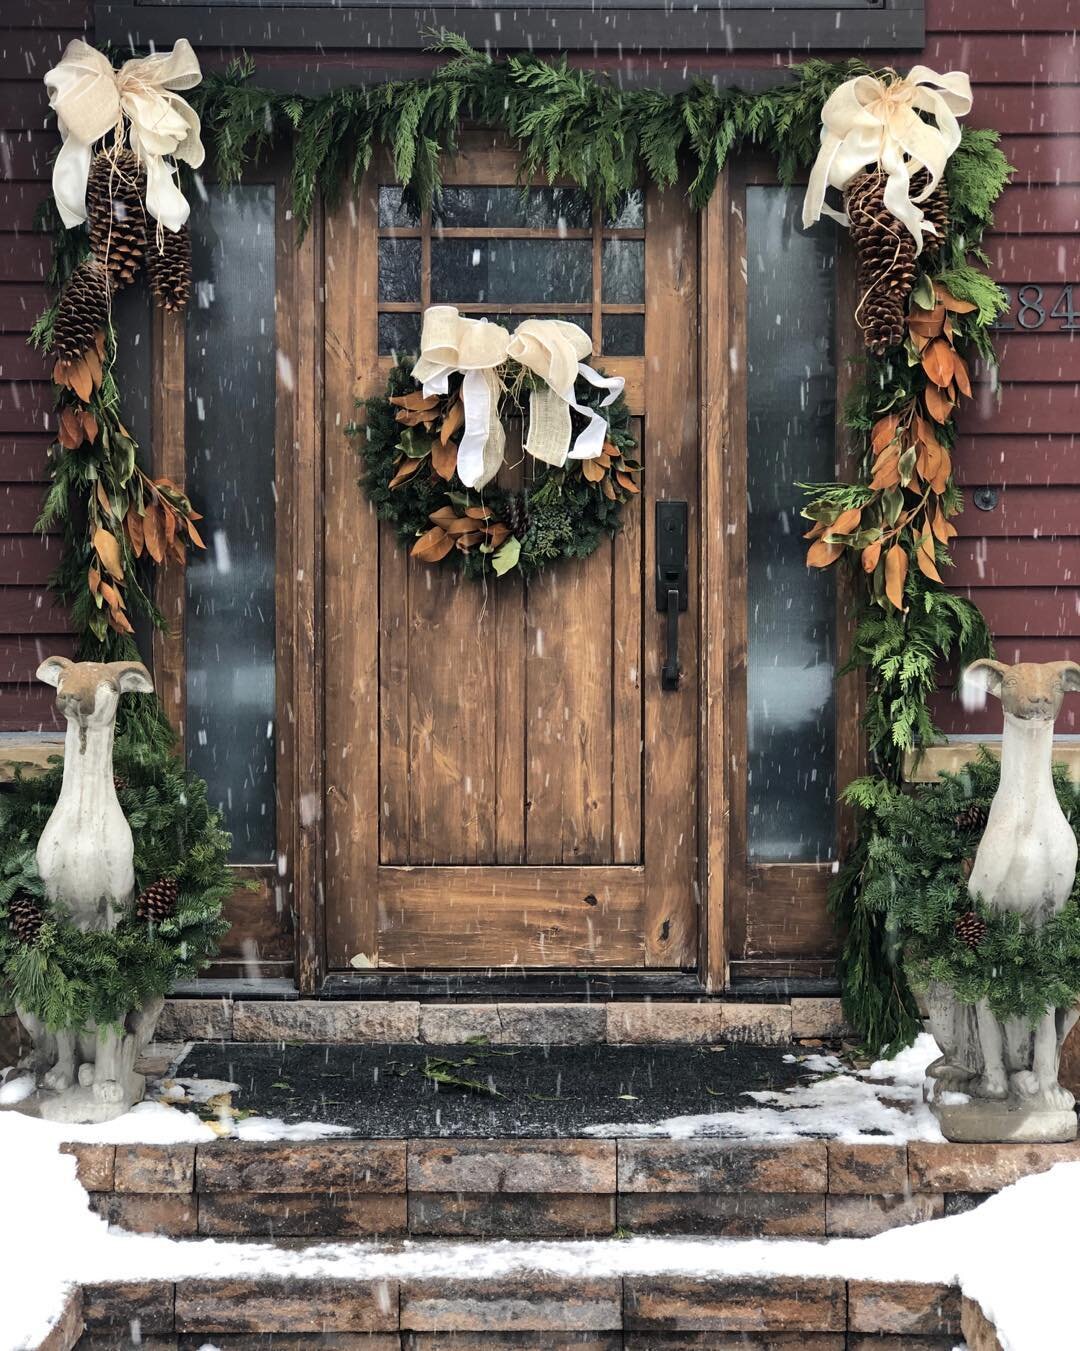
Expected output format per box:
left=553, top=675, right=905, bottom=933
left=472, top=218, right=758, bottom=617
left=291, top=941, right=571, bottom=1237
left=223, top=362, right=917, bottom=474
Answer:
left=375, top=185, right=646, bottom=357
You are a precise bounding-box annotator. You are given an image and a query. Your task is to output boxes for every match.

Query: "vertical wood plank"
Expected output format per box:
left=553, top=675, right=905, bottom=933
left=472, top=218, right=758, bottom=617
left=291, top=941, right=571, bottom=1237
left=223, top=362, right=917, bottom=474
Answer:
left=525, top=546, right=613, bottom=866
left=494, top=434, right=527, bottom=865
left=323, top=176, right=381, bottom=971
left=151, top=305, right=186, bottom=746
left=699, top=182, right=729, bottom=990
left=642, top=177, right=700, bottom=967
left=377, top=529, right=410, bottom=864
left=612, top=414, right=644, bottom=866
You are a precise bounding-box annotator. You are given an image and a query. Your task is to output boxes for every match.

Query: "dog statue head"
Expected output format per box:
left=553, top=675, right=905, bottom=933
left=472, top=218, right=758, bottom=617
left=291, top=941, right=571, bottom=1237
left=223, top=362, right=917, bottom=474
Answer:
left=965, top=659, right=1080, bottom=724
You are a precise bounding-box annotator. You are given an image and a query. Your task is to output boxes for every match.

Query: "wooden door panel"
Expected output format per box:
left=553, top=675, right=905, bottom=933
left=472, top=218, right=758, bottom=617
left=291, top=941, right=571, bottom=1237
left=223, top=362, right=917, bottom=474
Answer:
left=324, top=141, right=701, bottom=971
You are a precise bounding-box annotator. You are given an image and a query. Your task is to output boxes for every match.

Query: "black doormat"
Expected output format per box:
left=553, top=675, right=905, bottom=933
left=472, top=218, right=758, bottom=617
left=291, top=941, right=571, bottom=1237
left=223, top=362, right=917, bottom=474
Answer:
left=179, top=1039, right=821, bottom=1137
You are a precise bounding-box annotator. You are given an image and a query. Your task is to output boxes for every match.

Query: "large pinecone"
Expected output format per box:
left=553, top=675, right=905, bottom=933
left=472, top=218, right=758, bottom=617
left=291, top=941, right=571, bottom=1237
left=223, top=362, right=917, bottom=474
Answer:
left=145, top=224, right=191, bottom=312
left=845, top=169, right=918, bottom=357
left=502, top=491, right=532, bottom=541
left=136, top=877, right=179, bottom=923
left=910, top=168, right=950, bottom=254
left=52, top=258, right=111, bottom=362
left=8, top=892, right=44, bottom=946
left=954, top=910, right=987, bottom=951
left=955, top=802, right=989, bottom=834
left=87, top=150, right=147, bottom=289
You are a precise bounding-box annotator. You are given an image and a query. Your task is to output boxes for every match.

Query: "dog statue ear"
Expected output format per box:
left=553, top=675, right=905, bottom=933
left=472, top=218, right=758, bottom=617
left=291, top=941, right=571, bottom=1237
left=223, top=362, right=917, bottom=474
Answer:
left=36, top=655, right=73, bottom=688
left=1053, top=660, right=1080, bottom=693
left=964, top=658, right=1008, bottom=700
left=107, top=661, right=154, bottom=695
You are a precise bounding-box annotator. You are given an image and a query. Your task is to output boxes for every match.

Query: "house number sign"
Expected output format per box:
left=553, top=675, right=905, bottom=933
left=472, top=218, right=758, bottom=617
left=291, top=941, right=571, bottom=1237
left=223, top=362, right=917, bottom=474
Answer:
left=993, top=284, right=1080, bottom=331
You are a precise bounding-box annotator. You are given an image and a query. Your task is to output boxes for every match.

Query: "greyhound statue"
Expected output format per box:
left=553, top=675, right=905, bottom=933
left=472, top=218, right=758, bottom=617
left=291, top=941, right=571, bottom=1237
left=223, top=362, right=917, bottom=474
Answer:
left=927, top=658, right=1080, bottom=1142
left=14, top=656, right=163, bottom=1123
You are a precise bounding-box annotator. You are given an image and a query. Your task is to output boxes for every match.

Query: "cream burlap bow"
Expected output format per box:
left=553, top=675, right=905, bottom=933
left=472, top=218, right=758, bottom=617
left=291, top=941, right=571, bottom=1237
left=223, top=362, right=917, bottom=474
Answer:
left=44, top=39, right=205, bottom=234
left=802, top=66, right=972, bottom=250
left=411, top=306, right=624, bottom=490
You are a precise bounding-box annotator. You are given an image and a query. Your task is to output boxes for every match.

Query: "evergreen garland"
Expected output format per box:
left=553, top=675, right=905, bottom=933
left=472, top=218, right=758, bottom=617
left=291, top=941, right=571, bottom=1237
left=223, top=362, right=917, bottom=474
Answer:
left=0, top=736, right=232, bottom=1032
left=841, top=753, right=1080, bottom=1044
left=353, top=360, right=638, bottom=579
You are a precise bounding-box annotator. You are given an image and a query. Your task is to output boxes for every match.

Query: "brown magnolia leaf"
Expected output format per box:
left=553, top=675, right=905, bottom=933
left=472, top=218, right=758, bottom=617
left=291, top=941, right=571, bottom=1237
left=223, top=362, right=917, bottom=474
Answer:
left=908, top=301, right=946, bottom=340
left=96, top=481, right=112, bottom=517
left=931, top=446, right=952, bottom=495
left=93, top=526, right=124, bottom=581
left=487, top=522, right=511, bottom=548
left=185, top=517, right=205, bottom=549
left=95, top=330, right=106, bottom=359
left=601, top=476, right=617, bottom=501
left=952, top=351, right=973, bottom=398
left=428, top=506, right=460, bottom=529
left=807, top=538, right=843, bottom=568
left=598, top=452, right=613, bottom=469
left=390, top=392, right=440, bottom=412
left=388, top=456, right=424, bottom=490
left=803, top=519, right=827, bottom=541
left=125, top=507, right=144, bottom=558
left=100, top=579, right=125, bottom=611
left=916, top=527, right=942, bottom=583
left=143, top=502, right=166, bottom=563
left=934, top=283, right=978, bottom=314
left=169, top=536, right=187, bottom=565
left=68, top=357, right=92, bottom=403
left=82, top=410, right=98, bottom=444
left=440, top=400, right=465, bottom=445
left=582, top=458, right=606, bottom=483
left=603, top=440, right=619, bottom=456
left=430, top=439, right=458, bottom=481
left=869, top=449, right=900, bottom=491
left=862, top=539, right=883, bottom=573
left=411, top=525, right=455, bottom=563
left=871, top=414, right=900, bottom=456
left=109, top=607, right=134, bottom=636
left=921, top=339, right=955, bottom=388
left=909, top=331, right=931, bottom=353
left=884, top=544, right=908, bottom=611
left=445, top=515, right=482, bottom=536
left=615, top=470, right=640, bottom=494
left=52, top=359, right=71, bottom=389
left=454, top=530, right=485, bottom=550
left=162, top=503, right=177, bottom=549
left=830, top=506, right=862, bottom=536
left=83, top=345, right=102, bottom=389
left=58, top=408, right=83, bottom=450
left=87, top=566, right=101, bottom=595
left=465, top=505, right=493, bottom=521
left=924, top=383, right=954, bottom=424
left=394, top=408, right=433, bottom=428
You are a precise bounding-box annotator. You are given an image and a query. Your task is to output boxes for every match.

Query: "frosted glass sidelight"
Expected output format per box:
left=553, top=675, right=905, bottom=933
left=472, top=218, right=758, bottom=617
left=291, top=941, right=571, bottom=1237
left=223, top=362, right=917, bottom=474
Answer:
left=745, top=185, right=838, bottom=863
left=185, top=186, right=277, bottom=864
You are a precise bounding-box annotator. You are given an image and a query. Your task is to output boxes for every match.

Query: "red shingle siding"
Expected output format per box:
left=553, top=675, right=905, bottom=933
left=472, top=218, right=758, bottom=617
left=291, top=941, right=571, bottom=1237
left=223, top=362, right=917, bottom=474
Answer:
left=0, top=0, right=1076, bottom=736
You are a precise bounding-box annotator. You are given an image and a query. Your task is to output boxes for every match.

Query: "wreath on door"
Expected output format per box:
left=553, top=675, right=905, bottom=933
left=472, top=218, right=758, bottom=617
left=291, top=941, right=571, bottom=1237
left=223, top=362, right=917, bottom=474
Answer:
left=351, top=308, right=641, bottom=580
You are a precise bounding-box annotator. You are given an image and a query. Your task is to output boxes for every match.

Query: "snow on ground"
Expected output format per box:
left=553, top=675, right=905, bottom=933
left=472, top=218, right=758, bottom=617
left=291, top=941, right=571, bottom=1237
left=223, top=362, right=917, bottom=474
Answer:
left=586, top=1032, right=949, bottom=1142
left=1, top=1096, right=1075, bottom=1351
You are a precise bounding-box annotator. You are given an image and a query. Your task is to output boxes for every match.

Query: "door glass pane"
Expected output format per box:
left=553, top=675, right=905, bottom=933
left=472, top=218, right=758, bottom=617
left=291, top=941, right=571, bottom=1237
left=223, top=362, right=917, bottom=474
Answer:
left=745, top=185, right=837, bottom=863
left=601, top=239, right=644, bottom=304
left=377, top=238, right=421, bottom=302
left=431, top=239, right=592, bottom=304
left=185, top=185, right=277, bottom=864
left=434, top=186, right=591, bottom=230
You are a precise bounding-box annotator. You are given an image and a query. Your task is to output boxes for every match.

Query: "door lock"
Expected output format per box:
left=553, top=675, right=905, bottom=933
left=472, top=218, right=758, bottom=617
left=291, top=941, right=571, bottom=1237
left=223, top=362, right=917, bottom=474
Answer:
left=655, top=500, right=688, bottom=691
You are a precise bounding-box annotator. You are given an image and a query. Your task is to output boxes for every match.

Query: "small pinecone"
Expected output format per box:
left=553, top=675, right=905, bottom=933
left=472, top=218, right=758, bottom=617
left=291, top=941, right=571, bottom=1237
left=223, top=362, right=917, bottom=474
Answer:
left=8, top=892, right=44, bottom=946
left=52, top=258, right=111, bottom=362
left=113, top=774, right=128, bottom=794
left=502, top=491, right=531, bottom=540
left=136, top=877, right=178, bottom=923
left=845, top=169, right=918, bottom=357
left=955, top=802, right=989, bottom=834
left=145, top=224, right=191, bottom=312
left=87, top=150, right=147, bottom=289
left=910, top=168, right=950, bottom=254
left=954, top=910, right=987, bottom=951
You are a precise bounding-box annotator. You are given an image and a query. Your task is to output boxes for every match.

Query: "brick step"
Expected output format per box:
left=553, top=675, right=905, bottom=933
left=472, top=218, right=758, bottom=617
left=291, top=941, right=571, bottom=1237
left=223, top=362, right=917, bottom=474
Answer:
left=67, top=1270, right=967, bottom=1348
left=63, top=1136, right=1080, bottom=1243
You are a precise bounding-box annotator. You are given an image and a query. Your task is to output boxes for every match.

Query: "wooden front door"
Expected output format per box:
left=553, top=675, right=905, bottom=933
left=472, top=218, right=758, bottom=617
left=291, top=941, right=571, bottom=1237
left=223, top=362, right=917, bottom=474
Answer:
left=323, top=137, right=701, bottom=973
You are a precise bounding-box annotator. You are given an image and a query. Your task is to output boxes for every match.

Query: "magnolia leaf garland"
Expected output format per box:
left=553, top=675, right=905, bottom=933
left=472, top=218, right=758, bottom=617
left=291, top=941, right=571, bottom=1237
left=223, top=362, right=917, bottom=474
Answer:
left=353, top=360, right=640, bottom=580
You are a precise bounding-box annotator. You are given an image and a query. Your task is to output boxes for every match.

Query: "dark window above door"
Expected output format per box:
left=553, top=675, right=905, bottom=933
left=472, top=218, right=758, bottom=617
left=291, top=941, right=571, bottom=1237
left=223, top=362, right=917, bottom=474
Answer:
left=94, top=2, right=924, bottom=64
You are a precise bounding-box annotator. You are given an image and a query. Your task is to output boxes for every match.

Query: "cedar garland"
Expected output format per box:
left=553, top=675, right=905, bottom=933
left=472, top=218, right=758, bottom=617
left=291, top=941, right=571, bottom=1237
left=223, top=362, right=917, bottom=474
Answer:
left=32, top=39, right=1013, bottom=1048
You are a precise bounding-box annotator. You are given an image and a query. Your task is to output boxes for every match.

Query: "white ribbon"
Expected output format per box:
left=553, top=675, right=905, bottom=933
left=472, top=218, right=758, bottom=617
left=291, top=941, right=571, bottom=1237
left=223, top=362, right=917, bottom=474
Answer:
left=411, top=306, right=624, bottom=490
left=802, top=66, right=973, bottom=251
left=44, top=39, right=205, bottom=233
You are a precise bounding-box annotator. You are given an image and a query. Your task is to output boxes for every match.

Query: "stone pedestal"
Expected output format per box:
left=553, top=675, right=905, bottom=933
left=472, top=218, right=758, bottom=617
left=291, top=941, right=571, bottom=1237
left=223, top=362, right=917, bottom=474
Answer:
left=931, top=1097, right=1077, bottom=1144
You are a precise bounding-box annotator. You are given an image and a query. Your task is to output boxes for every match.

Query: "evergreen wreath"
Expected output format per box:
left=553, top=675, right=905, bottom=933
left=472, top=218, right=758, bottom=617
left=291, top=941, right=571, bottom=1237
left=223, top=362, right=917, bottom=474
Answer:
left=352, top=358, right=640, bottom=579
left=0, top=737, right=232, bottom=1033
left=837, top=751, right=1080, bottom=1047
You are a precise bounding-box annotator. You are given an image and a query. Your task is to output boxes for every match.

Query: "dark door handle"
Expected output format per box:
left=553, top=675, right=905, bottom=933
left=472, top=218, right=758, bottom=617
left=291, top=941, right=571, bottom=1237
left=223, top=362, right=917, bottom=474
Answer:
left=655, top=500, right=688, bottom=694
left=662, top=586, right=681, bottom=690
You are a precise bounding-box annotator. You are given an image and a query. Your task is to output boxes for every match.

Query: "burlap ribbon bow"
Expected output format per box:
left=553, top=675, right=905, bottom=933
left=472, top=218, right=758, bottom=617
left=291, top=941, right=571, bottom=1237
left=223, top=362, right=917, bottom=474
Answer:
left=44, top=38, right=205, bottom=233
left=801, top=66, right=972, bottom=250
left=412, top=306, right=624, bottom=490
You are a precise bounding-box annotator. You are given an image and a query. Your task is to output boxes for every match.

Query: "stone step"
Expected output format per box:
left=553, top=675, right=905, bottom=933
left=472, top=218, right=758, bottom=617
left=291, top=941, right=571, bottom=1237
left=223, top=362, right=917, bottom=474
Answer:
left=63, top=1135, right=1080, bottom=1243
left=66, top=1270, right=967, bottom=1348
